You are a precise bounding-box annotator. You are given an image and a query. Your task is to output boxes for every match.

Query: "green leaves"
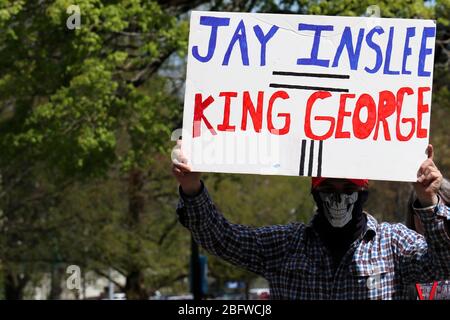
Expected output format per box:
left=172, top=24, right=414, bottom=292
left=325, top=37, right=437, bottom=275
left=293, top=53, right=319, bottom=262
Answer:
left=0, top=0, right=24, bottom=27
left=15, top=58, right=119, bottom=176
left=0, top=0, right=189, bottom=298
left=0, top=0, right=186, bottom=177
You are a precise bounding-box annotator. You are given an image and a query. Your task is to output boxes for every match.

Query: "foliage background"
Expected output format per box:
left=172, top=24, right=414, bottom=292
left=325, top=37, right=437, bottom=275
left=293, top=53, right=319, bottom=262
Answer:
left=0, top=0, right=448, bottom=299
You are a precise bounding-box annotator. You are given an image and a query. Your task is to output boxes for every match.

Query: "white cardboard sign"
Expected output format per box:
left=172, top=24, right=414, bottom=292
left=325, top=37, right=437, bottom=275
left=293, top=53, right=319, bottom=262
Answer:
left=182, top=11, right=436, bottom=182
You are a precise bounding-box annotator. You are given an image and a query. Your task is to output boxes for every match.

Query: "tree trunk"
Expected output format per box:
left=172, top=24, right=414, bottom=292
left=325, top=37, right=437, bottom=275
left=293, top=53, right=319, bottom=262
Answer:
left=244, top=278, right=250, bottom=300
left=124, top=270, right=148, bottom=300
left=128, top=169, right=145, bottom=225
left=48, top=264, right=64, bottom=300
left=124, top=168, right=148, bottom=300
left=4, top=269, right=29, bottom=300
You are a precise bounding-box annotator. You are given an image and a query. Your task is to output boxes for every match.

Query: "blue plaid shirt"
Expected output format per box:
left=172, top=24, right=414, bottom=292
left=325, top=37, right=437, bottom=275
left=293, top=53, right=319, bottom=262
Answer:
left=176, top=182, right=450, bottom=300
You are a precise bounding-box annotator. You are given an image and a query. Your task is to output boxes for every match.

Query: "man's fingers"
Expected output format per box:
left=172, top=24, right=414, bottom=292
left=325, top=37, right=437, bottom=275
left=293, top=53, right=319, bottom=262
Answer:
left=424, top=171, right=439, bottom=183
left=172, top=151, right=188, bottom=164
left=418, top=158, right=437, bottom=177
left=173, top=162, right=192, bottom=173
left=176, top=140, right=188, bottom=164
left=173, top=166, right=183, bottom=175
left=417, top=170, right=442, bottom=187
left=428, top=170, right=442, bottom=183
left=172, top=155, right=188, bottom=165
left=417, top=163, right=427, bottom=178
left=427, top=144, right=434, bottom=160
left=172, top=140, right=182, bottom=152
left=179, top=155, right=188, bottom=164
left=417, top=145, right=435, bottom=178
left=421, top=166, right=437, bottom=177
left=172, top=139, right=189, bottom=164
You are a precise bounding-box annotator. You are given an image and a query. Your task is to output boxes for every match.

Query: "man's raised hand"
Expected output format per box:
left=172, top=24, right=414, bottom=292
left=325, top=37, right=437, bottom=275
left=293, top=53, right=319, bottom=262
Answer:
left=414, top=144, right=443, bottom=207
left=172, top=140, right=202, bottom=196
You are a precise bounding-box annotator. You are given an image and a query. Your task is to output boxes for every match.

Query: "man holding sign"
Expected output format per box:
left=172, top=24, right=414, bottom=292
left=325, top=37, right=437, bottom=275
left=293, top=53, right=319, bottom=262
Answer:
left=172, top=12, right=450, bottom=299
left=173, top=143, right=449, bottom=299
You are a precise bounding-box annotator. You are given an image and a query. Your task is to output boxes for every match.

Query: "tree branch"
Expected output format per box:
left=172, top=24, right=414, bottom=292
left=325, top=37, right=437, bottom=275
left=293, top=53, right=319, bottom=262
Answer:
left=157, top=217, right=179, bottom=246
left=93, top=269, right=126, bottom=291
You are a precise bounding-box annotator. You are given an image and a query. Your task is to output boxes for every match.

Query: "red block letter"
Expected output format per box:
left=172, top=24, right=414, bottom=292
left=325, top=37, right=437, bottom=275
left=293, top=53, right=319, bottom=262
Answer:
left=374, top=90, right=396, bottom=140
left=217, top=92, right=237, bottom=132
left=267, top=91, right=290, bottom=135
left=396, top=87, right=415, bottom=141
left=193, top=93, right=216, bottom=138
left=304, top=91, right=334, bottom=140
left=241, top=91, right=263, bottom=132
left=417, top=87, right=430, bottom=138
left=353, top=94, right=376, bottom=140
left=336, top=94, right=355, bottom=139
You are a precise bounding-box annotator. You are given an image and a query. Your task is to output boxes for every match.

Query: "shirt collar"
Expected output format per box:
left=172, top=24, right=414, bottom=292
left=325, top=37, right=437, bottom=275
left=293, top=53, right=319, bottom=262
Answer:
left=363, top=213, right=378, bottom=241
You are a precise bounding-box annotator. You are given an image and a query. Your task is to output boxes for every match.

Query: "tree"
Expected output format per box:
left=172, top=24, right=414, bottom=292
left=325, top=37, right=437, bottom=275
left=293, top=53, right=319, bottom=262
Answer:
left=0, top=0, right=190, bottom=299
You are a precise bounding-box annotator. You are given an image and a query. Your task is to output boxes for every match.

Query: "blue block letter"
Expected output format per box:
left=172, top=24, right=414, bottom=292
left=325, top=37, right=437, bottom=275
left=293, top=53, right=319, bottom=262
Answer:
left=254, top=25, right=279, bottom=66
left=418, top=27, right=436, bottom=77
left=332, top=27, right=365, bottom=70
left=192, top=16, right=230, bottom=63
left=296, top=24, right=334, bottom=67
left=364, top=27, right=384, bottom=74
left=223, top=20, right=250, bottom=66
left=383, top=27, right=400, bottom=75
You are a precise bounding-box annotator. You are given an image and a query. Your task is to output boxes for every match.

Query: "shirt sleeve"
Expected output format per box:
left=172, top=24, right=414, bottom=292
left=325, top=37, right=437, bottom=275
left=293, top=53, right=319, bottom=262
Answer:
left=176, top=181, right=299, bottom=277
left=393, top=197, right=450, bottom=284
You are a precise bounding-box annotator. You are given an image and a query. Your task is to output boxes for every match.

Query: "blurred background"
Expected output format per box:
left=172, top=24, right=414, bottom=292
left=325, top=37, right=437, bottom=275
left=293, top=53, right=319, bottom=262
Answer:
left=0, top=0, right=448, bottom=299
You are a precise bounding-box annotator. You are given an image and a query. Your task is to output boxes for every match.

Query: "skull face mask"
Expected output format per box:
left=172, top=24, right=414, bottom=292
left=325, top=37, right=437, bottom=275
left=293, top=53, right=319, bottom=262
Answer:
left=319, top=192, right=359, bottom=228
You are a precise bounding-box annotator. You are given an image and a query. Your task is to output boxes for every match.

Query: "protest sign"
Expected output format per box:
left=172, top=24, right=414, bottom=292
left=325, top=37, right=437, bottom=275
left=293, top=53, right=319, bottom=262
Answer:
left=182, top=11, right=436, bottom=181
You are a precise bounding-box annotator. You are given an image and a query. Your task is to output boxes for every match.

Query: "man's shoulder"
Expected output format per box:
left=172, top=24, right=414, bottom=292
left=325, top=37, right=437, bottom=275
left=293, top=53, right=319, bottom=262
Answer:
left=366, top=212, right=405, bottom=230
left=365, top=213, right=423, bottom=240
left=253, top=221, right=306, bottom=234
left=367, top=215, right=428, bottom=254
left=250, top=222, right=307, bottom=250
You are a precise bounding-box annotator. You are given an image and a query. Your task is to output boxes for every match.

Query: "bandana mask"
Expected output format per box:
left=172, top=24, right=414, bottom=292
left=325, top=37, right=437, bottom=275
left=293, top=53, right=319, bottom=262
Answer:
left=319, top=192, right=359, bottom=228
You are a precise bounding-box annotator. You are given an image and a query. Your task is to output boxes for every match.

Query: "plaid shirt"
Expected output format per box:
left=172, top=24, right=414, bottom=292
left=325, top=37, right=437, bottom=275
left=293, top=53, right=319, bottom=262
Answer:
left=176, top=182, right=450, bottom=300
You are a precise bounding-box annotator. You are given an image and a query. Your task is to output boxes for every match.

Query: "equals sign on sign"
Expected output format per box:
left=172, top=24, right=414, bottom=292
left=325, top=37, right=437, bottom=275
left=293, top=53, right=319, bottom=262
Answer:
left=299, top=139, right=323, bottom=177
left=270, top=71, right=350, bottom=93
